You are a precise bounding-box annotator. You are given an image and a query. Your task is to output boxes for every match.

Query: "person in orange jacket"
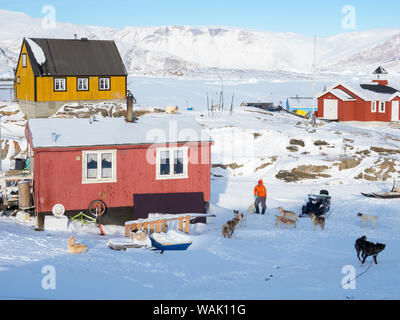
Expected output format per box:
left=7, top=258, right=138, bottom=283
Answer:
left=254, top=179, right=267, bottom=214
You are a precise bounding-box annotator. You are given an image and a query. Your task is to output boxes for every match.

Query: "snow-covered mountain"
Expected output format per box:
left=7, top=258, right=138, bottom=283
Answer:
left=0, top=8, right=400, bottom=75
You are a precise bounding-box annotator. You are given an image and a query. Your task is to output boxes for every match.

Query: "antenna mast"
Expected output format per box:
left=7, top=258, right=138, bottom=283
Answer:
left=311, top=35, right=317, bottom=126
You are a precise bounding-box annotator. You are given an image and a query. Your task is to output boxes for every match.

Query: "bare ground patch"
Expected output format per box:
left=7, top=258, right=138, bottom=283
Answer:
left=355, top=158, right=399, bottom=181
left=254, top=156, right=278, bottom=172
left=276, top=165, right=331, bottom=182
left=212, top=163, right=244, bottom=170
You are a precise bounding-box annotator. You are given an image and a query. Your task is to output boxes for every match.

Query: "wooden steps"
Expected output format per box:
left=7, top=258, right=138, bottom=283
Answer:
left=389, top=121, right=400, bottom=129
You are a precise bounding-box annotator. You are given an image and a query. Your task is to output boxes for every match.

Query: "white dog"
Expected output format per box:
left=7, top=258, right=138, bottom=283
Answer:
left=357, top=213, right=379, bottom=230
left=234, top=210, right=247, bottom=228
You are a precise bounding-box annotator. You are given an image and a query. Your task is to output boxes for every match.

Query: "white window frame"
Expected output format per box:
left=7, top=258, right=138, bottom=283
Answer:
left=156, top=147, right=188, bottom=180
left=77, top=78, right=89, bottom=91
left=379, top=101, right=386, bottom=113
left=99, top=77, right=110, bottom=90
left=82, top=150, right=117, bottom=184
left=54, top=78, right=66, bottom=92
left=22, top=53, right=27, bottom=68
left=371, top=101, right=377, bottom=113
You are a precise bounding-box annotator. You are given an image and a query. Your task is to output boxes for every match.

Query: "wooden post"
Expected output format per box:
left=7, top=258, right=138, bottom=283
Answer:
left=149, top=221, right=155, bottom=234
left=125, top=225, right=130, bottom=237
left=178, top=217, right=184, bottom=232
left=161, top=219, right=167, bottom=233
left=143, top=222, right=149, bottom=234
left=155, top=220, right=161, bottom=233
left=137, top=223, right=143, bottom=232
left=184, top=215, right=190, bottom=234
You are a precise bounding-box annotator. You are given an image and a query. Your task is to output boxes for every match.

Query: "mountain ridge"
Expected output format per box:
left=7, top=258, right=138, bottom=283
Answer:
left=0, top=9, right=399, bottom=76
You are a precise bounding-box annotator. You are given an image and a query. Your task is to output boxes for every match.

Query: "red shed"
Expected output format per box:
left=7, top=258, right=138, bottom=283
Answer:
left=316, top=67, right=400, bottom=123
left=25, top=114, right=213, bottom=226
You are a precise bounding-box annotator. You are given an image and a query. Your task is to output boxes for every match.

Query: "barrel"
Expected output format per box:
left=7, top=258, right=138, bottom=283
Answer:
left=15, top=158, right=26, bottom=170
left=18, top=180, right=33, bottom=209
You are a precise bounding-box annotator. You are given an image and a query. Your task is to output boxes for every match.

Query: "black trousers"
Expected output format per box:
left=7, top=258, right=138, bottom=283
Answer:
left=254, top=196, right=267, bottom=214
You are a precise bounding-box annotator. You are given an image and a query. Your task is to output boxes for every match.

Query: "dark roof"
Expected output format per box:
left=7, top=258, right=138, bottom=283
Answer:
left=373, top=66, right=388, bottom=75
left=24, top=38, right=127, bottom=76
left=246, top=102, right=274, bottom=108
left=360, top=84, right=399, bottom=94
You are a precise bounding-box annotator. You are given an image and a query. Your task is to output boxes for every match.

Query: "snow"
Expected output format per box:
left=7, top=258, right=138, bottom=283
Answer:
left=44, top=216, right=69, bottom=232
left=27, top=116, right=212, bottom=148
left=1, top=9, right=400, bottom=75
left=1, top=75, right=400, bottom=299
left=25, top=38, right=45, bottom=65
left=328, top=89, right=356, bottom=101
left=151, top=230, right=192, bottom=245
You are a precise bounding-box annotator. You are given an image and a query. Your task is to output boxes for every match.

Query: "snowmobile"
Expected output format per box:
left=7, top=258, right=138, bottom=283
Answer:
left=299, top=190, right=331, bottom=218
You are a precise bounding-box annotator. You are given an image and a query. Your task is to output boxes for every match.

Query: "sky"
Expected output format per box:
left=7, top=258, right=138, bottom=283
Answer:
left=0, top=0, right=399, bottom=36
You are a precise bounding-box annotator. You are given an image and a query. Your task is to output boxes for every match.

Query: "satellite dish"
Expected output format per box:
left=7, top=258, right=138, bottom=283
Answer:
left=52, top=204, right=65, bottom=217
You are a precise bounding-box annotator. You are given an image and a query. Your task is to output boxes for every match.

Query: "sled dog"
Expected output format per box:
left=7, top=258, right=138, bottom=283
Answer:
left=68, top=236, right=88, bottom=254
left=355, top=236, right=386, bottom=264
left=310, top=213, right=325, bottom=231
left=357, top=213, right=379, bottom=230
left=274, top=215, right=297, bottom=229
left=222, top=217, right=240, bottom=238
left=234, top=210, right=247, bottom=228
left=247, top=204, right=255, bottom=215
left=277, top=207, right=298, bottom=222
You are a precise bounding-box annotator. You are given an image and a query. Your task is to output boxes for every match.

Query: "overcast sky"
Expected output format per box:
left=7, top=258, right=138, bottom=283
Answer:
left=1, top=0, right=399, bottom=36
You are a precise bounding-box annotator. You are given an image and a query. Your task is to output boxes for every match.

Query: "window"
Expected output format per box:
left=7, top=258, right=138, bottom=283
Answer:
left=371, top=101, right=377, bottom=113
left=156, top=147, right=188, bottom=180
left=99, top=77, right=110, bottom=90
left=77, top=78, right=89, bottom=91
left=54, top=78, right=66, bottom=91
left=82, top=150, right=117, bottom=184
left=379, top=101, right=385, bottom=113
left=22, top=54, right=27, bottom=68
left=17, top=76, right=20, bottom=84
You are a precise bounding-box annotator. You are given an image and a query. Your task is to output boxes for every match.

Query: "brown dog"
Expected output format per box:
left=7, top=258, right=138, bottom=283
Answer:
left=222, top=217, right=240, bottom=238
left=68, top=236, right=88, bottom=254
left=310, top=213, right=325, bottom=231
left=277, top=207, right=298, bottom=222
left=274, top=215, right=297, bottom=229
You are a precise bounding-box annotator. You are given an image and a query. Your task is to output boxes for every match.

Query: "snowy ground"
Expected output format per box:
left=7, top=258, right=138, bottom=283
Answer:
left=1, top=74, right=400, bottom=300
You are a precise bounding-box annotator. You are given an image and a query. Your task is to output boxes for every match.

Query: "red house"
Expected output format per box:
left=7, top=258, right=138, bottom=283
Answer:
left=25, top=114, right=213, bottom=226
left=316, top=67, right=400, bottom=122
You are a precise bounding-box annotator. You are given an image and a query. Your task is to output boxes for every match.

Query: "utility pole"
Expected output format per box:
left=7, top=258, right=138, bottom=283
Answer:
left=311, top=35, right=317, bottom=126
left=0, top=114, right=2, bottom=172
left=217, top=75, right=224, bottom=113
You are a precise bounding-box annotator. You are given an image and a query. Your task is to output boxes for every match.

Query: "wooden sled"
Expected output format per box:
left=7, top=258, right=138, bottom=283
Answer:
left=361, top=191, right=400, bottom=199
left=362, top=179, right=400, bottom=199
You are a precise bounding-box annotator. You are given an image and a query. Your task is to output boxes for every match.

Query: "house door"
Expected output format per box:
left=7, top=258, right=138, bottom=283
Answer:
left=391, top=101, right=399, bottom=121
left=323, top=99, right=338, bottom=120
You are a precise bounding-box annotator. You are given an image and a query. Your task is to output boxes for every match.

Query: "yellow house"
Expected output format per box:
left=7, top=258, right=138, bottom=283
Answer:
left=15, top=37, right=128, bottom=118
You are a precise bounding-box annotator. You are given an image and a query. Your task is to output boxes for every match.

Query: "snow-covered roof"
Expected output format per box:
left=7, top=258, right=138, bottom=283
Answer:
left=345, top=81, right=400, bottom=101
left=27, top=115, right=213, bottom=149
left=287, top=97, right=315, bottom=108
left=25, top=38, right=46, bottom=65
left=23, top=38, right=127, bottom=77
left=328, top=89, right=356, bottom=101
left=317, top=81, right=400, bottom=102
